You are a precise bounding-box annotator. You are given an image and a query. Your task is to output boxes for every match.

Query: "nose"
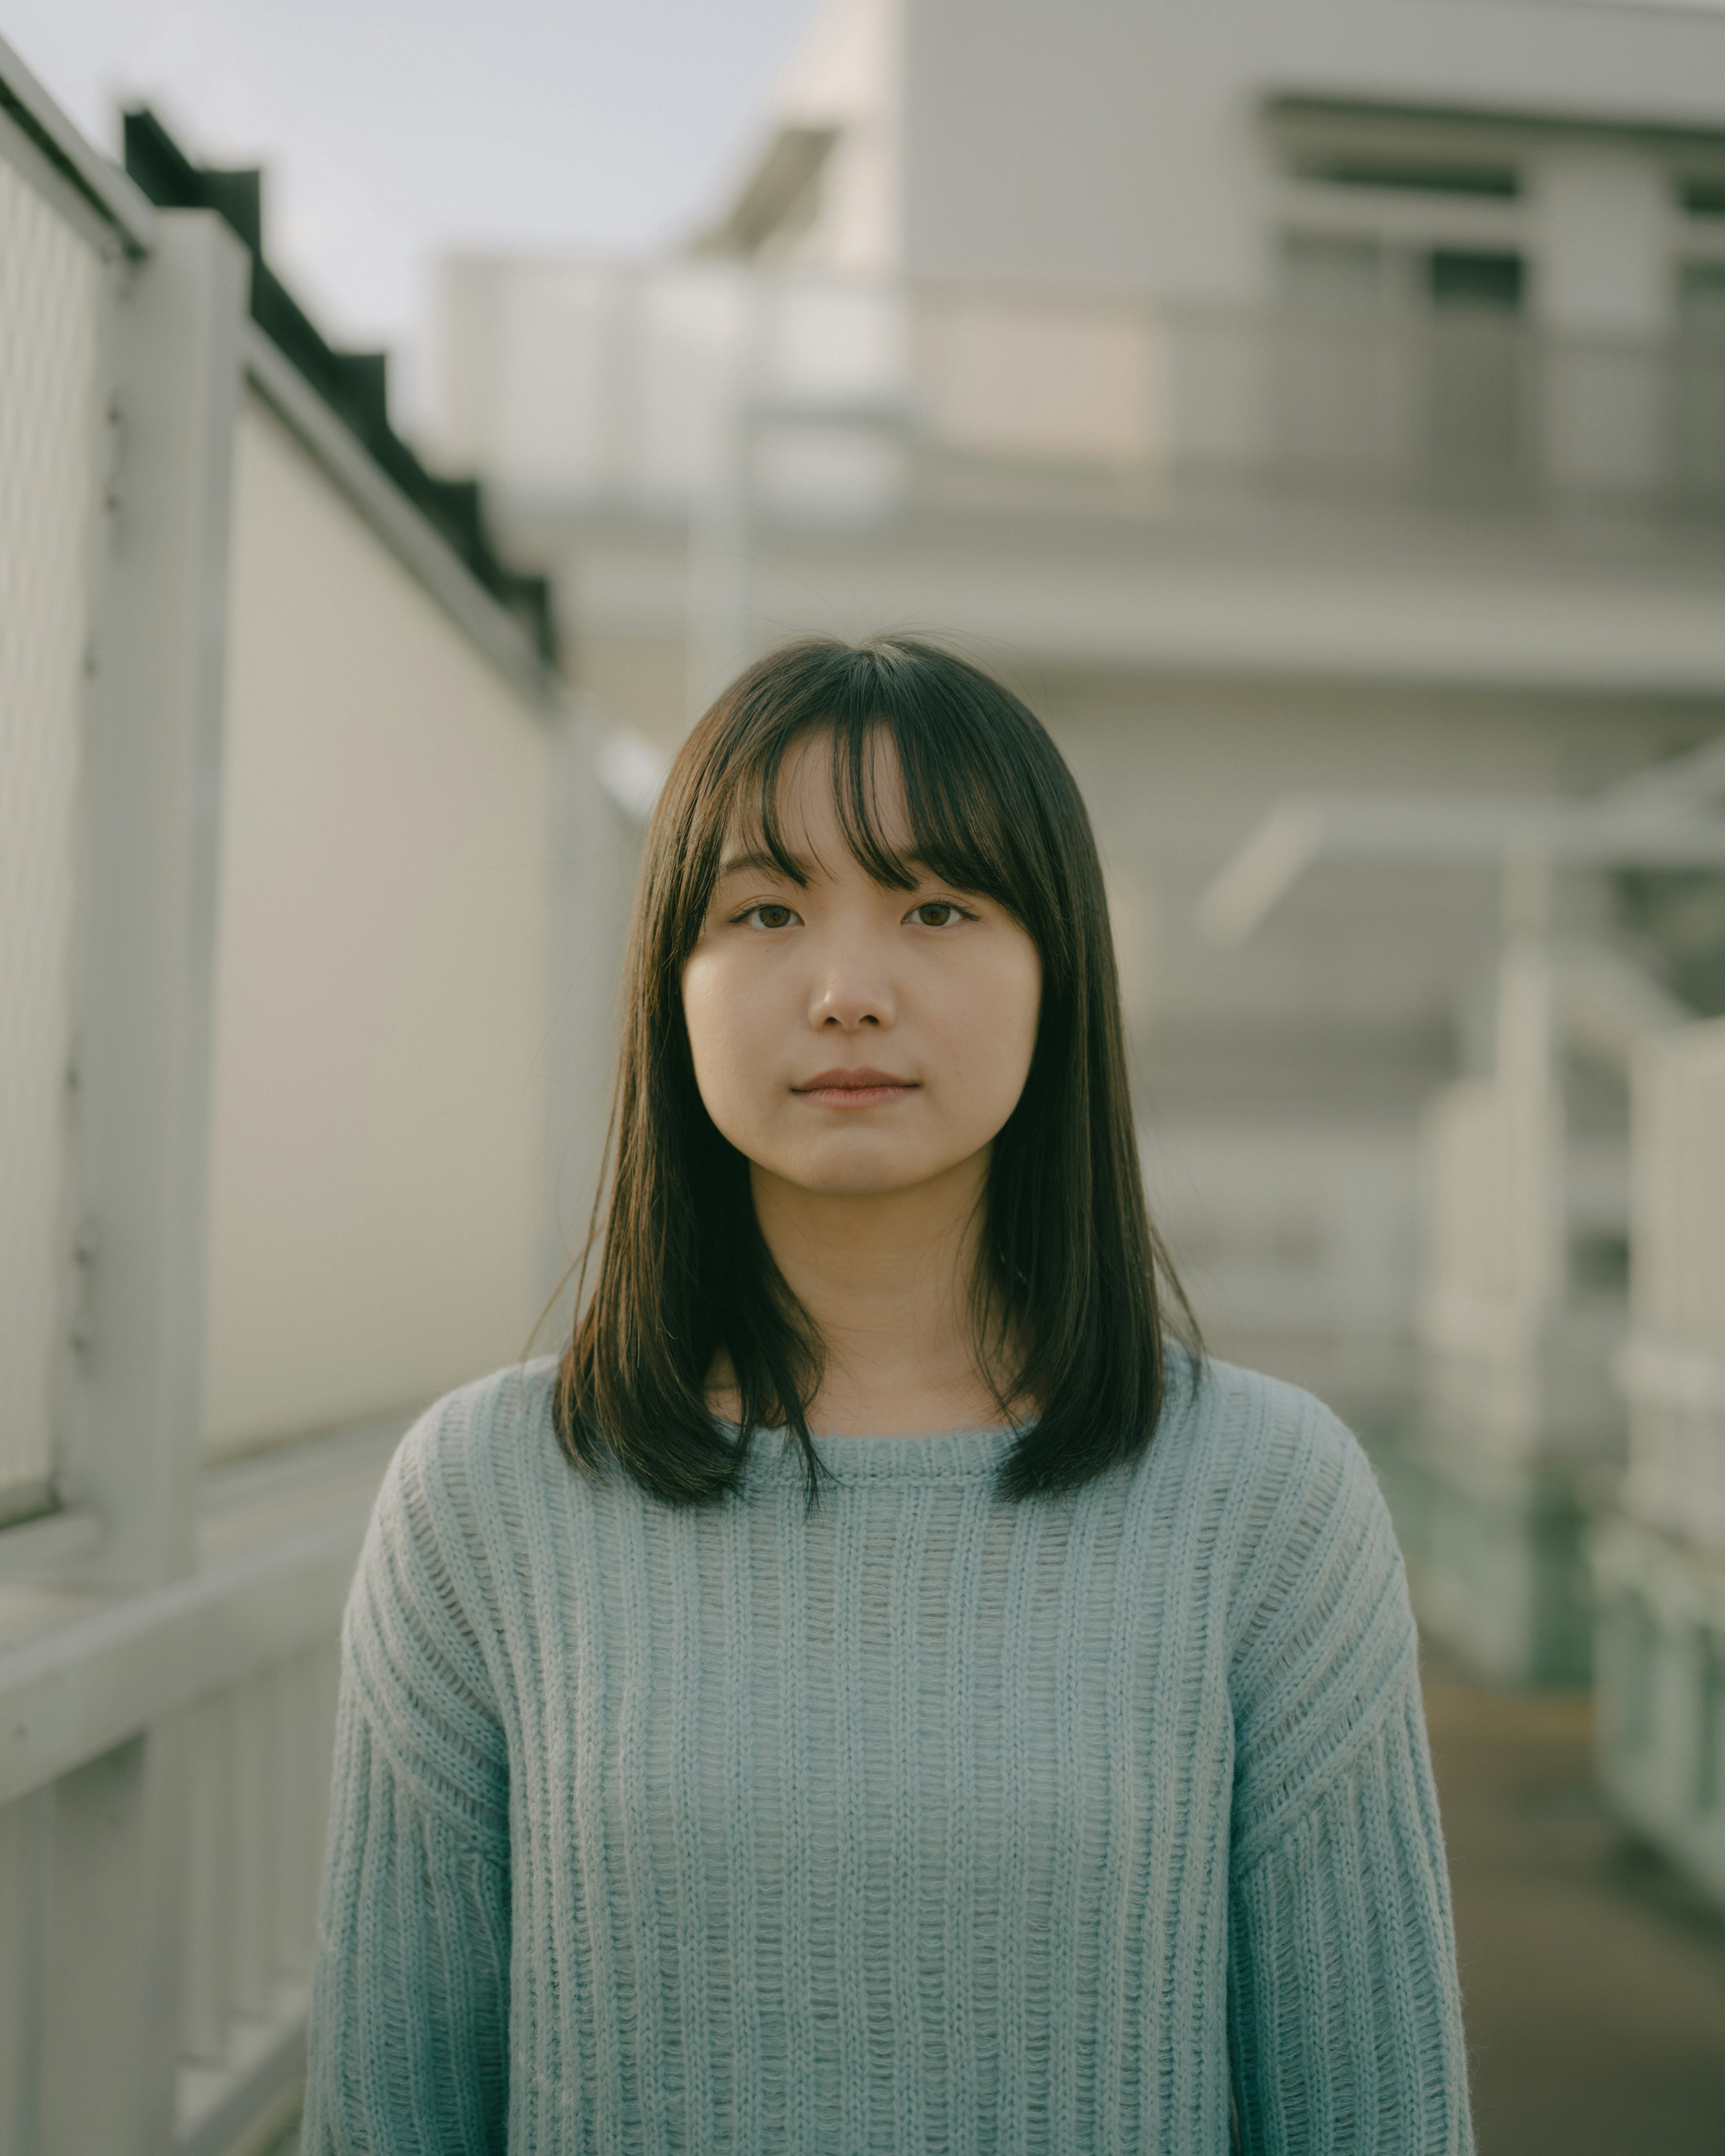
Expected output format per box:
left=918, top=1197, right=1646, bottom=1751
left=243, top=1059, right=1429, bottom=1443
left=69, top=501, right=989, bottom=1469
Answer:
left=807, top=923, right=896, bottom=1031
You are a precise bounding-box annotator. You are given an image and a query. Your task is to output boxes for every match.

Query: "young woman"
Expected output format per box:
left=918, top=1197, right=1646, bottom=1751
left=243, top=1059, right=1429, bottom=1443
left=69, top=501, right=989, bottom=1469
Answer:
left=302, top=636, right=1473, bottom=2153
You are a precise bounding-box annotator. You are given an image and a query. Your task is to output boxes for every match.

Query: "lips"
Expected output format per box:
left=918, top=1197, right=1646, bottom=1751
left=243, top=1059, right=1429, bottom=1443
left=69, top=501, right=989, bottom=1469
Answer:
left=792, top=1067, right=920, bottom=1107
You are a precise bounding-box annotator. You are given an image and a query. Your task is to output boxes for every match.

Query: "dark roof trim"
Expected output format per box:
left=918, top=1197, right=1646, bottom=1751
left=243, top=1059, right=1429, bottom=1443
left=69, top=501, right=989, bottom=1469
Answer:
left=1267, top=92, right=1725, bottom=155
left=0, top=31, right=155, bottom=250
left=123, top=107, right=557, bottom=667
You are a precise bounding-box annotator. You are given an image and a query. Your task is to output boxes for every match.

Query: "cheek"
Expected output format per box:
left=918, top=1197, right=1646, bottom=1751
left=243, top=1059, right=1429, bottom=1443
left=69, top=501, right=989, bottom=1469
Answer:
left=681, top=955, right=776, bottom=1133
left=936, top=946, right=1042, bottom=1105
left=681, top=957, right=737, bottom=1084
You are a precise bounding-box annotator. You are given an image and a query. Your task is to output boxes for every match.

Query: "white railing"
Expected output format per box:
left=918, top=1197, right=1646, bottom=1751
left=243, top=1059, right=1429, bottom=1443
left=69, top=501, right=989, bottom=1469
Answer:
left=0, top=84, right=110, bottom=1525
left=1617, top=1016, right=1725, bottom=1546
left=1416, top=936, right=1571, bottom=1431
left=0, top=38, right=625, bottom=2156
left=1409, top=925, right=1682, bottom=1474
left=1420, top=1078, right=1539, bottom=1328
left=1593, top=1016, right=1725, bottom=1908
left=1628, top=1016, right=1725, bottom=1358
left=0, top=1455, right=380, bottom=2156
left=433, top=253, right=1725, bottom=522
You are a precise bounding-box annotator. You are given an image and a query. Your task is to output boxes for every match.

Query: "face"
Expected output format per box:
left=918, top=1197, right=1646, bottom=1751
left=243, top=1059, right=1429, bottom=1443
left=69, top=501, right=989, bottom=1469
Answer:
left=681, top=734, right=1042, bottom=1201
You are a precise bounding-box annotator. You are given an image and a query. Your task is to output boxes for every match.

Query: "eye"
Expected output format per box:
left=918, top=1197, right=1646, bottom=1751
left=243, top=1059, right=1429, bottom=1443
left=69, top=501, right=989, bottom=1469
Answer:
left=738, top=901, right=801, bottom=930
left=907, top=899, right=973, bottom=929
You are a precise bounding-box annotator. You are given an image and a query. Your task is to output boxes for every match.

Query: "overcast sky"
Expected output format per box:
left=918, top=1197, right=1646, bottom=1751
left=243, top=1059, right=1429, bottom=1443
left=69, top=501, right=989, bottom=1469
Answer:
left=3, top=0, right=825, bottom=422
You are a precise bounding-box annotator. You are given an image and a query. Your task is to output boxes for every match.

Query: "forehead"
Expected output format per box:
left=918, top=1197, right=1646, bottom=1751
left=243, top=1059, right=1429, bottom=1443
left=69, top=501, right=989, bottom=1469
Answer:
left=719, top=726, right=912, bottom=864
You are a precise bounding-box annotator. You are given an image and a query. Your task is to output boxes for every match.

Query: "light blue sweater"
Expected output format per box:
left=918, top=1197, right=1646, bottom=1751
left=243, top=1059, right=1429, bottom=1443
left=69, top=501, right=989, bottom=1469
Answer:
left=302, top=1352, right=1473, bottom=2154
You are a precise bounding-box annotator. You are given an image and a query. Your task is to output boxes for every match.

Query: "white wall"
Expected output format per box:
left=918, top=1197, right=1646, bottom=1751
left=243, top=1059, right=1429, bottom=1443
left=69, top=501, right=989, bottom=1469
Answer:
left=900, top=0, right=1725, bottom=303
left=201, top=394, right=561, bottom=1454
left=756, top=0, right=904, bottom=272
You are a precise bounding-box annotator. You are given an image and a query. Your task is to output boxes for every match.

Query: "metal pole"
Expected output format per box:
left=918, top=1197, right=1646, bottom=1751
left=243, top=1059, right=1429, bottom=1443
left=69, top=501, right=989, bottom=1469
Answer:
left=685, top=270, right=758, bottom=727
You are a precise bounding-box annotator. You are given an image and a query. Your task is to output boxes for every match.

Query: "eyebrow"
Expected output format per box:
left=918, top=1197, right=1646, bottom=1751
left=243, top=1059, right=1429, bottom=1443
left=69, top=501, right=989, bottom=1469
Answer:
left=715, top=848, right=811, bottom=882
left=715, top=846, right=934, bottom=884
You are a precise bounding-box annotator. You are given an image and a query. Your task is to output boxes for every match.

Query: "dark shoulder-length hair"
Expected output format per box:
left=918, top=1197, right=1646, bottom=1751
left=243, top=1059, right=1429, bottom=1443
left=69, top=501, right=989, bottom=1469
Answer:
left=553, top=633, right=1199, bottom=1507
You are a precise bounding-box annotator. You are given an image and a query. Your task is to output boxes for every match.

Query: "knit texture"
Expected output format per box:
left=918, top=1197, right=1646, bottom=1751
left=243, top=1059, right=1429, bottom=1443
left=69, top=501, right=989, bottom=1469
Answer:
left=302, top=1352, right=1473, bottom=2155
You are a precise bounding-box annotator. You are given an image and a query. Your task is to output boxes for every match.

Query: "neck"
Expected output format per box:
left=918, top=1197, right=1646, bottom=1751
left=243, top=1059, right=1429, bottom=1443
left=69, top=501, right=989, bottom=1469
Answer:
left=740, top=1148, right=1014, bottom=1438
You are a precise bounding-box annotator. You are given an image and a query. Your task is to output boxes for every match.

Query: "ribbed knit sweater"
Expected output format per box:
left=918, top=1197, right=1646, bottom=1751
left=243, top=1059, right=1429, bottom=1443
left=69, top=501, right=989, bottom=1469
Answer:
left=302, top=1351, right=1473, bottom=2154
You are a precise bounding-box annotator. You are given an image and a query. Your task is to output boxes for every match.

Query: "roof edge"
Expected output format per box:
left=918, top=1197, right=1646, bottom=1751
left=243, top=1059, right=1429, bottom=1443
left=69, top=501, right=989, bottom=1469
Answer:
left=1267, top=89, right=1725, bottom=152
left=0, top=32, right=157, bottom=250
left=123, top=105, right=559, bottom=669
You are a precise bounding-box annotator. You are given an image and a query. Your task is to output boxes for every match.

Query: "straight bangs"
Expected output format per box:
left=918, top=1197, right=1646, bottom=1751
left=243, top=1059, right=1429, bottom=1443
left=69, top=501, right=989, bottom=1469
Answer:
left=659, top=652, right=1070, bottom=983
left=555, top=634, right=1200, bottom=1510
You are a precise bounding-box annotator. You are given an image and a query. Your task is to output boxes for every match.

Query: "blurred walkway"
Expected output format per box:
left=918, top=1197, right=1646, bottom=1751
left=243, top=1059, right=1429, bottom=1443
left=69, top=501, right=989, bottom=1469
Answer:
left=1424, top=1645, right=1725, bottom=2153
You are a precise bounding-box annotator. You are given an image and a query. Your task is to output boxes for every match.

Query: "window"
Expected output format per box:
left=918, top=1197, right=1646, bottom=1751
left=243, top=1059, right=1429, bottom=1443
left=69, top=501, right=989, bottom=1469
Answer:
left=1274, top=233, right=1530, bottom=482
left=1291, top=152, right=1521, bottom=201
left=1676, top=174, right=1725, bottom=220
left=1428, top=249, right=1525, bottom=314
left=1678, top=261, right=1725, bottom=332
left=1672, top=265, right=1725, bottom=503
left=1697, top=1633, right=1725, bottom=1810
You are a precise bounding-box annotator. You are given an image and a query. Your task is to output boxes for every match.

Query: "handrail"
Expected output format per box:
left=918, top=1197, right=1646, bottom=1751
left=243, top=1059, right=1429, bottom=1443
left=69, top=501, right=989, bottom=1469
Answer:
left=0, top=1506, right=371, bottom=1809
left=1197, top=794, right=1725, bottom=947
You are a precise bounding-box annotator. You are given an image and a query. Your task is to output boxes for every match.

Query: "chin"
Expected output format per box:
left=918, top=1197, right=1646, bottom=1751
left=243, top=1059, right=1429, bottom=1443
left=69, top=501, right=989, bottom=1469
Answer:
left=797, top=1168, right=920, bottom=1198
left=785, top=1144, right=959, bottom=1198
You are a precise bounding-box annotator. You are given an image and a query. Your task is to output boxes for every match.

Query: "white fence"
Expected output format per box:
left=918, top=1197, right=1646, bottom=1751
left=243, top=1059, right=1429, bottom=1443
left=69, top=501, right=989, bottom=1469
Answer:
left=1594, top=1016, right=1725, bottom=1906
left=0, top=42, right=621, bottom=2154
left=201, top=385, right=566, bottom=1457
left=433, top=253, right=1725, bottom=522
left=1399, top=933, right=1631, bottom=1683
left=1420, top=1075, right=1554, bottom=1335
left=0, top=114, right=108, bottom=1523
left=1616, top=1019, right=1725, bottom=1546
left=1416, top=935, right=1598, bottom=1454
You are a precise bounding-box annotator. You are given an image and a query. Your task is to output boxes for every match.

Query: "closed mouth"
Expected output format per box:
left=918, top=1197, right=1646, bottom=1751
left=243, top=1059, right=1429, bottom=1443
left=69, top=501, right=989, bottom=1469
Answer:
left=792, top=1067, right=920, bottom=1106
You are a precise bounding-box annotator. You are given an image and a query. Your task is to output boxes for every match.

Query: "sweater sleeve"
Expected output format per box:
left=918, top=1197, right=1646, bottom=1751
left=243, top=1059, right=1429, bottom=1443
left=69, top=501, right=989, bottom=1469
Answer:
left=301, top=1405, right=512, bottom=2155
left=1225, top=1399, right=1473, bottom=2155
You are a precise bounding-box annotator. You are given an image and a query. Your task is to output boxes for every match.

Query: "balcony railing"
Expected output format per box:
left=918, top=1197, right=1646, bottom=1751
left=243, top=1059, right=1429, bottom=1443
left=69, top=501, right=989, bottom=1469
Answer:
left=435, top=258, right=1725, bottom=523
left=1595, top=1013, right=1725, bottom=1911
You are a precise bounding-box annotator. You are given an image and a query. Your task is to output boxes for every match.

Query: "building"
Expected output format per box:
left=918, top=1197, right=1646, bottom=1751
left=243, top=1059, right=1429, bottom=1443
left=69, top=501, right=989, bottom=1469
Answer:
left=428, top=0, right=1725, bottom=1426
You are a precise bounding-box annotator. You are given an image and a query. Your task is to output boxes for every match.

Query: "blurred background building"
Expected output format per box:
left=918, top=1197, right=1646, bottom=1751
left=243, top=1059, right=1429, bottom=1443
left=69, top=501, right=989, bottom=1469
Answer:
left=3, top=0, right=1725, bottom=2150
left=431, top=0, right=1725, bottom=1417
left=432, top=0, right=1725, bottom=1710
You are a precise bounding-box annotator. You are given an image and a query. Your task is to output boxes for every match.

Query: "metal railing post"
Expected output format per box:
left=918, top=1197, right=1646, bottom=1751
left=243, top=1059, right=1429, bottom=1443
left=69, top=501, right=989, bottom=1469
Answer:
left=58, top=210, right=249, bottom=1595
left=35, top=207, right=248, bottom=2156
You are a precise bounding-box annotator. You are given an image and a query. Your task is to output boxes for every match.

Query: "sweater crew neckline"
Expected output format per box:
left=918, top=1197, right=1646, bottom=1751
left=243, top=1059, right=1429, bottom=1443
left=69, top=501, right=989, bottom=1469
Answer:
left=733, top=1420, right=1025, bottom=1485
